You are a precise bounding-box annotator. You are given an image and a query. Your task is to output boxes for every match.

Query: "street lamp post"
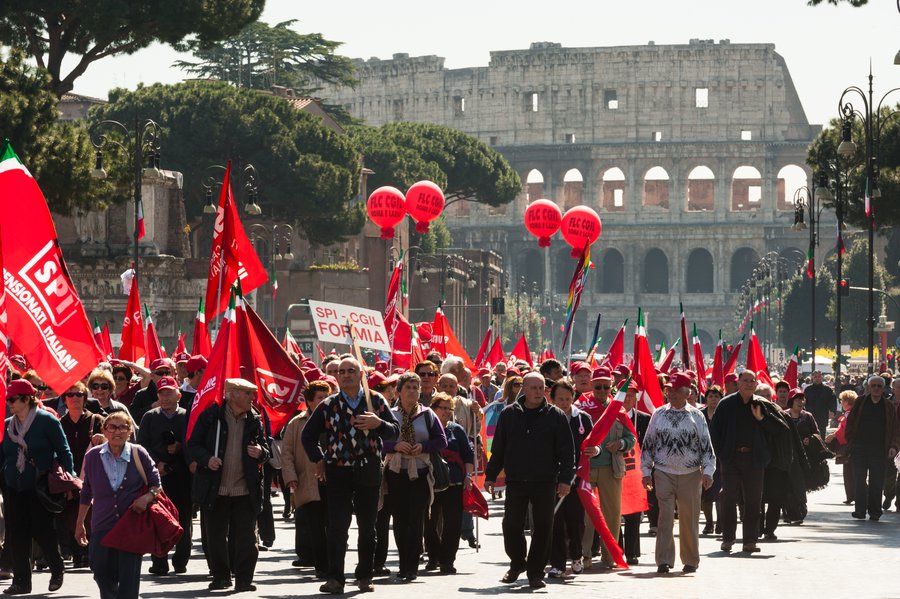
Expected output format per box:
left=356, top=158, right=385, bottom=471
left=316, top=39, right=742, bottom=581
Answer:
left=792, top=184, right=824, bottom=367
left=837, top=73, right=900, bottom=374
left=90, top=117, right=162, bottom=285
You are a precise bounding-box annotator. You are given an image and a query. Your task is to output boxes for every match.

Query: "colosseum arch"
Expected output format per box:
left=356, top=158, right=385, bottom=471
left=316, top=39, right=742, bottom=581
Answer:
left=776, top=164, right=808, bottom=211
left=554, top=245, right=574, bottom=293
left=687, top=165, right=715, bottom=211
left=600, top=167, right=626, bottom=212
left=697, top=329, right=715, bottom=354
left=597, top=329, right=618, bottom=353
left=517, top=248, right=544, bottom=292
left=643, top=248, right=669, bottom=293
left=562, top=168, right=584, bottom=210
left=643, top=166, right=670, bottom=209
left=686, top=248, right=714, bottom=293
left=730, top=247, right=760, bottom=291
left=731, top=165, right=762, bottom=211
left=596, top=248, right=625, bottom=293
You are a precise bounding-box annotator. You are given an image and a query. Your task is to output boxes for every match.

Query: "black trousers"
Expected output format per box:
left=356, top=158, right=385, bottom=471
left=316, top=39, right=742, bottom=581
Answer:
left=325, top=465, right=381, bottom=584
left=151, top=473, right=192, bottom=571
left=620, top=512, right=642, bottom=560
left=852, top=443, right=887, bottom=518
left=5, top=487, right=65, bottom=588
left=425, top=485, right=464, bottom=567
left=387, top=470, right=429, bottom=576
left=720, top=453, right=765, bottom=544
left=502, top=481, right=556, bottom=581
left=205, top=495, right=259, bottom=585
left=257, top=463, right=276, bottom=545
left=297, top=498, right=329, bottom=574
left=374, top=492, right=393, bottom=570
left=549, top=489, right=583, bottom=569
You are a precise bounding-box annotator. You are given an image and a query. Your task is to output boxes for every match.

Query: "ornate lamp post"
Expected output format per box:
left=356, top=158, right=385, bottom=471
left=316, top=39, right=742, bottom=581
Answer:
left=791, top=183, right=825, bottom=366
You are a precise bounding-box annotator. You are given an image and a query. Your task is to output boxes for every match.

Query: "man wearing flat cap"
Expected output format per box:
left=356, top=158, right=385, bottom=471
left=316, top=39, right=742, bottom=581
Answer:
left=641, top=372, right=715, bottom=574
left=188, top=377, right=269, bottom=593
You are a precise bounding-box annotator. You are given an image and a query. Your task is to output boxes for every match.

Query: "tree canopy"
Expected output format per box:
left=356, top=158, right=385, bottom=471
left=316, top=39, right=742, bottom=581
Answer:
left=350, top=122, right=521, bottom=207
left=91, top=81, right=365, bottom=245
left=0, top=49, right=112, bottom=213
left=173, top=19, right=356, bottom=95
left=0, top=0, right=265, bottom=97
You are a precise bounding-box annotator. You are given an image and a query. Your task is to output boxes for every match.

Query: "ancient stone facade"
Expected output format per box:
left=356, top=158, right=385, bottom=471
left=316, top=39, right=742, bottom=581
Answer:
left=318, top=40, right=831, bottom=353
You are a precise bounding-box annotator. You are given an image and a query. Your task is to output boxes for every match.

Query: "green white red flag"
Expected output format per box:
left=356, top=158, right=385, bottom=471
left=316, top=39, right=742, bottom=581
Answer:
left=633, top=309, right=664, bottom=413
left=191, top=298, right=211, bottom=357
left=692, top=323, right=707, bottom=394
left=679, top=302, right=691, bottom=369
left=711, top=332, right=724, bottom=387
left=144, top=304, right=165, bottom=364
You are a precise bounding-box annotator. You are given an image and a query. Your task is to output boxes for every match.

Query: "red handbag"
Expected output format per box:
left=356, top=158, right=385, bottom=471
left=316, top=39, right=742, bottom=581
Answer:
left=100, top=448, right=183, bottom=557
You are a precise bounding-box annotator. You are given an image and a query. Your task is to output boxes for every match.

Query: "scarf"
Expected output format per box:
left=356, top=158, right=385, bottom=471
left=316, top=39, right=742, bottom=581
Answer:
left=399, top=403, right=419, bottom=445
left=7, top=407, right=38, bottom=473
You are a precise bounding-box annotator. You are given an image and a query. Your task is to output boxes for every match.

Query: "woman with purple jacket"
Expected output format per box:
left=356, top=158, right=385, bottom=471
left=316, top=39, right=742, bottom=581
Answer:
left=75, top=411, right=161, bottom=599
left=382, top=372, right=447, bottom=582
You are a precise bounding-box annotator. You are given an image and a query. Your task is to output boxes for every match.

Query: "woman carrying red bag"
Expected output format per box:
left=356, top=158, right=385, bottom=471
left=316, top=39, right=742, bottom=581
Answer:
left=75, top=411, right=161, bottom=599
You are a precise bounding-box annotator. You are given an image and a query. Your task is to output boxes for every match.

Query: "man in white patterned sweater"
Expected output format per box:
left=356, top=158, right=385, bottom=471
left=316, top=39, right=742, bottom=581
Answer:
left=641, top=372, right=716, bottom=575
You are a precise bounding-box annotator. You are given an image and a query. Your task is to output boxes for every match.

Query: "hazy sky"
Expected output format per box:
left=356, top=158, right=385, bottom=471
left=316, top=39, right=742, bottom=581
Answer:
left=69, top=0, right=900, bottom=127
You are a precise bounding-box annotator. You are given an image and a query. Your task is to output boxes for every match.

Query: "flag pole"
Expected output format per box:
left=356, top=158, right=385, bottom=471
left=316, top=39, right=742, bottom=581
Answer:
left=347, top=318, right=375, bottom=413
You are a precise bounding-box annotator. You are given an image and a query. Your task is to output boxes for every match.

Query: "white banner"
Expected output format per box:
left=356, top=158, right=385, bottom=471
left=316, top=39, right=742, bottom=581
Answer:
left=308, top=300, right=390, bottom=352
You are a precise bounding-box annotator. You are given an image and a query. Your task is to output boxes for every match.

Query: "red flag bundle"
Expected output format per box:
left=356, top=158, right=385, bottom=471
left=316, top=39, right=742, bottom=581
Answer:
left=0, top=142, right=105, bottom=392
left=723, top=335, right=744, bottom=376
left=118, top=270, right=146, bottom=363
left=784, top=344, right=800, bottom=389
left=144, top=305, right=165, bottom=365
left=745, top=322, right=774, bottom=388
left=473, top=325, right=492, bottom=369
left=173, top=332, right=187, bottom=357
left=601, top=320, right=626, bottom=369
left=462, top=484, right=489, bottom=519
left=711, top=334, right=724, bottom=388
left=633, top=310, right=664, bottom=413
left=484, top=337, right=504, bottom=369
left=204, top=162, right=268, bottom=321
left=432, top=308, right=475, bottom=368
left=282, top=329, right=302, bottom=357
left=508, top=334, right=533, bottom=368
left=692, top=323, right=707, bottom=394
left=191, top=299, right=212, bottom=357
left=679, top=302, right=691, bottom=369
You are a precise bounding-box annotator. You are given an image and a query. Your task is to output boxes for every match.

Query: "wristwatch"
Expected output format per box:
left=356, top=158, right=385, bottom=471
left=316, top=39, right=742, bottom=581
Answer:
left=148, top=488, right=161, bottom=499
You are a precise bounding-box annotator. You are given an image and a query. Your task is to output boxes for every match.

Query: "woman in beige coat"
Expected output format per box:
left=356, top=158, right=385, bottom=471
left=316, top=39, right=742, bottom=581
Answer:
left=282, top=380, right=331, bottom=577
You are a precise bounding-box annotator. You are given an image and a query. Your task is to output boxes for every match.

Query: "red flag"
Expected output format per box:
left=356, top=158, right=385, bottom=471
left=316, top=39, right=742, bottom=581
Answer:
left=0, top=236, right=8, bottom=440
left=101, top=323, right=113, bottom=359
left=410, top=323, right=426, bottom=368
left=723, top=335, right=744, bottom=376
left=92, top=318, right=106, bottom=357
left=691, top=323, right=707, bottom=394
left=601, top=321, right=626, bottom=369
left=235, top=295, right=306, bottom=436
left=621, top=442, right=649, bottom=515
left=174, top=332, right=187, bottom=357
left=484, top=337, right=504, bottom=369
left=508, top=334, right=533, bottom=368
left=633, top=310, right=664, bottom=413
left=118, top=271, right=146, bottom=363
left=0, top=142, right=104, bottom=392
left=383, top=252, right=404, bottom=352
left=204, top=162, right=268, bottom=321
left=315, top=342, right=326, bottom=362
left=679, top=302, right=691, bottom=369
left=136, top=197, right=145, bottom=241
left=657, top=339, right=677, bottom=374
left=463, top=484, right=489, bottom=520
left=711, top=336, right=724, bottom=388
left=784, top=345, right=800, bottom=389
left=191, top=298, right=212, bottom=357
left=473, top=325, right=492, bottom=369
left=432, top=308, right=475, bottom=368
left=745, top=323, right=773, bottom=389
left=186, top=296, right=240, bottom=440
left=282, top=329, right=302, bottom=357
left=145, top=305, right=165, bottom=365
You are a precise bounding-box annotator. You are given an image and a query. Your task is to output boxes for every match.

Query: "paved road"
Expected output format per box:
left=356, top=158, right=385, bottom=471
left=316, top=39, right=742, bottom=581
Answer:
left=14, top=463, right=900, bottom=598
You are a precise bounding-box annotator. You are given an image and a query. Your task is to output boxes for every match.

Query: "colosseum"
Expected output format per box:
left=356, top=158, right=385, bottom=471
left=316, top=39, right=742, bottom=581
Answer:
left=319, top=39, right=827, bottom=353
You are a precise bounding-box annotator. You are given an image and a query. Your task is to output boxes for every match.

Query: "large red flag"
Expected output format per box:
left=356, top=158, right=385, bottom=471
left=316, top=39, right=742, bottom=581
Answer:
left=601, top=321, right=626, bottom=369
left=383, top=252, right=404, bottom=354
left=633, top=310, right=664, bottom=413
left=473, top=325, right=492, bottom=369
left=118, top=271, right=145, bottom=363
left=235, top=295, right=306, bottom=436
left=508, top=334, right=533, bottom=368
left=101, top=322, right=114, bottom=359
left=145, top=305, right=165, bottom=365
left=173, top=332, right=187, bottom=357
left=692, top=323, right=707, bottom=394
left=0, top=142, right=104, bottom=392
left=657, top=339, right=678, bottom=374
left=186, top=295, right=240, bottom=440
left=711, top=335, right=724, bottom=388
left=484, top=337, right=504, bottom=369
left=432, top=308, right=475, bottom=368
left=0, top=235, right=8, bottom=439
left=745, top=323, right=774, bottom=389
left=204, top=162, right=268, bottom=321
left=723, top=335, right=744, bottom=376
left=191, top=298, right=212, bottom=357
left=784, top=345, right=800, bottom=389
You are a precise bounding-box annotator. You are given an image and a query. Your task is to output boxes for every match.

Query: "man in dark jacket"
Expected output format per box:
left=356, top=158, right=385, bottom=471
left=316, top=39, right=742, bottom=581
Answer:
left=301, top=357, right=400, bottom=595
left=804, top=370, right=836, bottom=437
left=486, top=372, right=575, bottom=589
left=710, top=370, right=788, bottom=553
left=188, top=378, right=269, bottom=592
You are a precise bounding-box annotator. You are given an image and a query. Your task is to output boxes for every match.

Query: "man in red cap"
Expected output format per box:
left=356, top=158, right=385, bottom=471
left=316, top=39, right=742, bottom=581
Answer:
left=641, top=372, right=715, bottom=573
left=179, top=355, right=208, bottom=413
left=173, top=352, right=191, bottom=383
left=569, top=362, right=592, bottom=400
left=576, top=368, right=612, bottom=422
left=723, top=373, right=739, bottom=395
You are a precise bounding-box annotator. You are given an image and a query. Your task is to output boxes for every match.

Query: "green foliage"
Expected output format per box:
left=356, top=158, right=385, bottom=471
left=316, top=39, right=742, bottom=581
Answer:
left=173, top=20, right=357, bottom=96
left=91, top=81, right=365, bottom=245
left=807, top=106, right=900, bottom=231
left=0, top=50, right=112, bottom=213
left=825, top=235, right=892, bottom=345
left=417, top=217, right=452, bottom=254
left=885, top=227, right=900, bottom=281
left=308, top=258, right=361, bottom=272
left=350, top=122, right=521, bottom=206
left=780, top=264, right=835, bottom=351
left=0, top=0, right=265, bottom=97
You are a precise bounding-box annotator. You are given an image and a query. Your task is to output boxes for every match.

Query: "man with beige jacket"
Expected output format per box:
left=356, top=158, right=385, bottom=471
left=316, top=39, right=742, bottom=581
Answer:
left=282, top=380, right=331, bottom=578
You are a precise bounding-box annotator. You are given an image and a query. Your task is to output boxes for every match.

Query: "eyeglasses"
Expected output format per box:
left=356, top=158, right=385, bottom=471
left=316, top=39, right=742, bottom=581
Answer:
left=64, top=392, right=85, bottom=398
left=594, top=385, right=612, bottom=390
left=32, top=384, right=47, bottom=391
left=114, top=376, right=128, bottom=382
left=153, top=370, right=171, bottom=377
left=337, top=368, right=358, bottom=375
left=104, top=423, right=130, bottom=432
left=5, top=396, right=25, bottom=404
left=90, top=383, right=111, bottom=391
left=435, top=405, right=453, bottom=411
left=416, top=371, right=437, bottom=378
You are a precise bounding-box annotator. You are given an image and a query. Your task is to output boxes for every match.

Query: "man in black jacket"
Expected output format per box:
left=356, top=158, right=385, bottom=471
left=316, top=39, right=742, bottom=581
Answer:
left=188, top=378, right=269, bottom=593
left=486, top=372, right=575, bottom=589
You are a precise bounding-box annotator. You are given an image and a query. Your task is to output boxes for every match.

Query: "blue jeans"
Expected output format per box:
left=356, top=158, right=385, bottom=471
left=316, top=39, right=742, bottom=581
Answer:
left=89, top=532, right=143, bottom=599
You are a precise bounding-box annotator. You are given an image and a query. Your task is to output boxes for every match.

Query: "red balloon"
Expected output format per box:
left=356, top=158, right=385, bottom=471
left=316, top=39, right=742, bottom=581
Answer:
left=366, top=186, right=406, bottom=239
left=405, top=181, right=445, bottom=233
left=560, top=206, right=602, bottom=257
left=524, top=199, right=562, bottom=247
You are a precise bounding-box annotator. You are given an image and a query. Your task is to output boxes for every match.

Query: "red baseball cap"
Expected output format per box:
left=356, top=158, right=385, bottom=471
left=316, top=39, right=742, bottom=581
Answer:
left=570, top=361, right=591, bottom=375
left=478, top=367, right=491, bottom=377
left=186, top=355, right=208, bottom=373
left=669, top=372, right=692, bottom=390
left=156, top=376, right=179, bottom=391
left=150, top=358, right=171, bottom=372
left=591, top=367, right=613, bottom=381
left=173, top=352, right=190, bottom=364
left=374, top=360, right=389, bottom=374
left=614, top=364, right=632, bottom=377
left=724, top=373, right=739, bottom=384
left=788, top=387, right=805, bottom=401
left=6, top=379, right=36, bottom=399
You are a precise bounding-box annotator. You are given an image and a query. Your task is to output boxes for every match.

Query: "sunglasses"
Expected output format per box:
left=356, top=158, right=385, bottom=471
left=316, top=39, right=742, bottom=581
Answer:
left=5, top=395, right=25, bottom=403
left=153, top=370, right=172, bottom=376
left=32, top=384, right=47, bottom=391
left=416, top=372, right=437, bottom=377
left=594, top=385, right=612, bottom=390
left=64, top=392, right=85, bottom=398
left=90, top=383, right=111, bottom=391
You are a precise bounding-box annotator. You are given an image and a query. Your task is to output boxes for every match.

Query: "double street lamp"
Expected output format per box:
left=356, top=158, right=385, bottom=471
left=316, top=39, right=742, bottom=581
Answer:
left=837, top=73, right=900, bottom=374
left=202, top=163, right=262, bottom=216
left=792, top=183, right=825, bottom=364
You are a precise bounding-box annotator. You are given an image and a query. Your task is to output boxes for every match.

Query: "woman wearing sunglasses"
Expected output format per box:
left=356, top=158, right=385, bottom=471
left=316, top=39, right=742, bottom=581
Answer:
left=86, top=371, right=129, bottom=417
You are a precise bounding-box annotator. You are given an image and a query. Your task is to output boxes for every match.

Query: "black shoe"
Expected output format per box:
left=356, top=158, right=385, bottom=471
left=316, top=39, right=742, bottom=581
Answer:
left=528, top=577, right=546, bottom=589
left=148, top=565, right=170, bottom=576
left=763, top=533, right=777, bottom=541
left=720, top=541, right=733, bottom=552
left=358, top=578, right=375, bottom=592
left=852, top=512, right=866, bottom=519
left=425, top=560, right=439, bottom=571
left=501, top=569, right=524, bottom=584
left=440, top=565, right=457, bottom=574
left=2, top=585, right=30, bottom=596
left=870, top=514, right=881, bottom=521
left=883, top=498, right=892, bottom=511
left=683, top=565, right=698, bottom=573
left=657, top=564, right=670, bottom=574
left=373, top=566, right=391, bottom=576
left=235, top=582, right=257, bottom=592
left=173, top=564, right=188, bottom=574
left=742, top=544, right=760, bottom=553
left=467, top=537, right=480, bottom=549
left=702, top=523, right=714, bottom=535
left=626, top=557, right=639, bottom=566
left=208, top=578, right=233, bottom=590
left=48, top=572, right=64, bottom=592
left=319, top=579, right=344, bottom=594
